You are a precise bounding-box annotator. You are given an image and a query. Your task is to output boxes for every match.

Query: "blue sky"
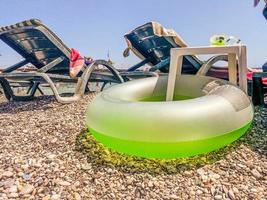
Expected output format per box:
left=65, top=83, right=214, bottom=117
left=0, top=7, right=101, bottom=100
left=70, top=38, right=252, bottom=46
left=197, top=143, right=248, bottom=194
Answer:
left=0, top=0, right=267, bottom=69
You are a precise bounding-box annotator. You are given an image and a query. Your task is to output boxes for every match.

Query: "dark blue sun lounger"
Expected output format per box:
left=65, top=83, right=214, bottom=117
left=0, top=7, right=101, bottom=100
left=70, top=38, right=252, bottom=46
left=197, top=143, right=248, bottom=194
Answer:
left=123, top=21, right=231, bottom=79
left=124, top=22, right=202, bottom=73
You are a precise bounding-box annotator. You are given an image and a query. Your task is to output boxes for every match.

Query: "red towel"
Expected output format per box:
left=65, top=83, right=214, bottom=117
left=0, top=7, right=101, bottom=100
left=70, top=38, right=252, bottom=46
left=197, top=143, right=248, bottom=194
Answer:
left=247, top=70, right=267, bottom=84
left=69, top=48, right=85, bottom=78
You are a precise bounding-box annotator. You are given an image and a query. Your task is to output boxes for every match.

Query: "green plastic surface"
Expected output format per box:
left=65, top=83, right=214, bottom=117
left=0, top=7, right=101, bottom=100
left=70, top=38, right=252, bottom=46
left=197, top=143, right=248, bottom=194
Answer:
left=89, top=121, right=252, bottom=159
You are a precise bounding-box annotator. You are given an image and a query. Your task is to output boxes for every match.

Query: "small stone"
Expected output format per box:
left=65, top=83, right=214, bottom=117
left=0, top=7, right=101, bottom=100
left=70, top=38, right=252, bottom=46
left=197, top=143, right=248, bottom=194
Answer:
left=212, top=174, right=220, bottom=179
left=2, top=180, right=15, bottom=189
left=32, top=188, right=37, bottom=196
left=251, top=188, right=257, bottom=192
left=21, top=164, right=29, bottom=170
left=58, top=180, right=71, bottom=186
left=201, top=175, right=209, bottom=182
left=169, top=194, right=179, bottom=199
left=246, top=161, right=254, bottom=169
left=33, top=162, right=42, bottom=168
left=147, top=181, right=153, bottom=188
left=81, top=163, right=91, bottom=170
left=190, top=190, right=195, bottom=196
left=35, top=177, right=44, bottom=186
left=251, top=169, right=262, bottom=179
left=22, top=173, right=31, bottom=181
left=223, top=185, right=228, bottom=194
left=8, top=185, right=18, bottom=193
left=74, top=181, right=80, bottom=187
left=20, top=184, right=34, bottom=195
left=126, top=177, right=134, bottom=185
left=197, top=168, right=205, bottom=175
left=18, top=172, right=24, bottom=177
left=183, top=171, right=192, bottom=177
left=51, top=194, right=61, bottom=200
left=17, top=183, right=23, bottom=191
left=42, top=195, right=50, bottom=200
left=152, top=181, right=159, bottom=188
left=228, top=190, right=235, bottom=200
left=210, top=186, right=216, bottom=195
left=2, top=171, right=13, bottom=177
left=51, top=138, right=58, bottom=143
left=8, top=193, right=19, bottom=198
left=134, top=187, right=141, bottom=198
left=38, top=187, right=44, bottom=194
left=232, top=187, right=239, bottom=194
left=47, top=154, right=56, bottom=160
left=74, top=192, right=81, bottom=200
left=196, top=190, right=203, bottom=195
left=237, top=163, right=245, bottom=168
left=214, top=195, right=223, bottom=200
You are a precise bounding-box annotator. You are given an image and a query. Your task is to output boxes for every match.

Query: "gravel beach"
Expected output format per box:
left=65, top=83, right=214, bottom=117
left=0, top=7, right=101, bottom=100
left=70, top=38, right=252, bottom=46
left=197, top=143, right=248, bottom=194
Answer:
left=0, top=94, right=266, bottom=199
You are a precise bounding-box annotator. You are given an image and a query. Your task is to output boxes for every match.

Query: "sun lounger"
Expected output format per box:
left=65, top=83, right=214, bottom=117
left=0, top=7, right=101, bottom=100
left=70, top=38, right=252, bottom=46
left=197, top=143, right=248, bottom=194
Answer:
left=123, top=21, right=229, bottom=78
left=0, top=19, right=156, bottom=103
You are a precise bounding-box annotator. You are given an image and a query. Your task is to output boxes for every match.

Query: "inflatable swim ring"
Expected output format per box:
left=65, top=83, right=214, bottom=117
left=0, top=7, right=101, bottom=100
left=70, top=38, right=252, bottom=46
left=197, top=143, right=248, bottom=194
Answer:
left=86, top=75, right=253, bottom=158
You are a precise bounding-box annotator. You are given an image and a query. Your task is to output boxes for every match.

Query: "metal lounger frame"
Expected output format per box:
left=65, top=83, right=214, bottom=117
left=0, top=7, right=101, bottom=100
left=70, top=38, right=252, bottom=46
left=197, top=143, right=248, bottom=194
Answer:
left=0, top=59, right=124, bottom=103
left=252, top=72, right=267, bottom=107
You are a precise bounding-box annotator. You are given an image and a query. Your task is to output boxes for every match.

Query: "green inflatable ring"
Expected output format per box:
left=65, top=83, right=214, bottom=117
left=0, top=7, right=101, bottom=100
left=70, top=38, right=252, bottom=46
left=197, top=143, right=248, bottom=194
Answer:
left=86, top=75, right=253, bottom=159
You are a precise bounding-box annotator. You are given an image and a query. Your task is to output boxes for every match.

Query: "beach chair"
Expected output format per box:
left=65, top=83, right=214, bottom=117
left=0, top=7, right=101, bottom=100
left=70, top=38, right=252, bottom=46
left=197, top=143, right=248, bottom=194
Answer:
left=0, top=19, right=156, bottom=103
left=124, top=21, right=267, bottom=103
left=123, top=21, right=229, bottom=78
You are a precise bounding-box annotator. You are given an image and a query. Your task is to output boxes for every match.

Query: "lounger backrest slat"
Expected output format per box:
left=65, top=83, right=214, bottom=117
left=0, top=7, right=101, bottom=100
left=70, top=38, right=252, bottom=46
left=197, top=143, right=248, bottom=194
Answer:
left=0, top=19, right=70, bottom=74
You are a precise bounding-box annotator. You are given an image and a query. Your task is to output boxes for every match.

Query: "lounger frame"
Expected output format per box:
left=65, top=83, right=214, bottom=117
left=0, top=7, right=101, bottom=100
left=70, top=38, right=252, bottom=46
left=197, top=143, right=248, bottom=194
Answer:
left=0, top=19, right=156, bottom=103
left=0, top=59, right=124, bottom=103
left=252, top=72, right=267, bottom=107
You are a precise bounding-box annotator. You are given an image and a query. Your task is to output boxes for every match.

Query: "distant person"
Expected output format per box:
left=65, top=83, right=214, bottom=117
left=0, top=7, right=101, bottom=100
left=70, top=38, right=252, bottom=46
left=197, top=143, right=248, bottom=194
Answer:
left=262, top=62, right=267, bottom=72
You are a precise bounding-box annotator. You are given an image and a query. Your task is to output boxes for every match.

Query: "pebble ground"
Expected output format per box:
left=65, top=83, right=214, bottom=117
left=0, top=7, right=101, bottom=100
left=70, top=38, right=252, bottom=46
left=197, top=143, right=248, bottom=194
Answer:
left=0, top=94, right=266, bottom=199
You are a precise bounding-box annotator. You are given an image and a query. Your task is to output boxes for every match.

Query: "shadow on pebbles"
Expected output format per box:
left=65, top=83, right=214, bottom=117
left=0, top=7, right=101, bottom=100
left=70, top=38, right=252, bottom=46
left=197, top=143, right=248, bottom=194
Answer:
left=0, top=94, right=266, bottom=199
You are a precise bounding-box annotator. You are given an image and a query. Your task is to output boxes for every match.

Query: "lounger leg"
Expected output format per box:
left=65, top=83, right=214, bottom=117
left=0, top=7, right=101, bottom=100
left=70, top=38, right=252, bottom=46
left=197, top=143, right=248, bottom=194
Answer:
left=40, top=74, right=82, bottom=103
left=85, top=84, right=90, bottom=93
left=0, top=77, right=35, bottom=101
left=25, top=81, right=43, bottom=97
left=26, top=82, right=34, bottom=94
left=252, top=77, right=265, bottom=106
left=29, top=82, right=41, bottom=96
left=37, top=86, right=44, bottom=95
left=101, top=81, right=108, bottom=91
left=0, top=77, right=13, bottom=100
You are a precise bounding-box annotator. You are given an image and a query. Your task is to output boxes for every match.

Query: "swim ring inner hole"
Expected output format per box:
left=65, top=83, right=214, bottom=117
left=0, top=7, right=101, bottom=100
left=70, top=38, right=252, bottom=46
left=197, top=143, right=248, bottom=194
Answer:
left=102, top=75, right=228, bottom=103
